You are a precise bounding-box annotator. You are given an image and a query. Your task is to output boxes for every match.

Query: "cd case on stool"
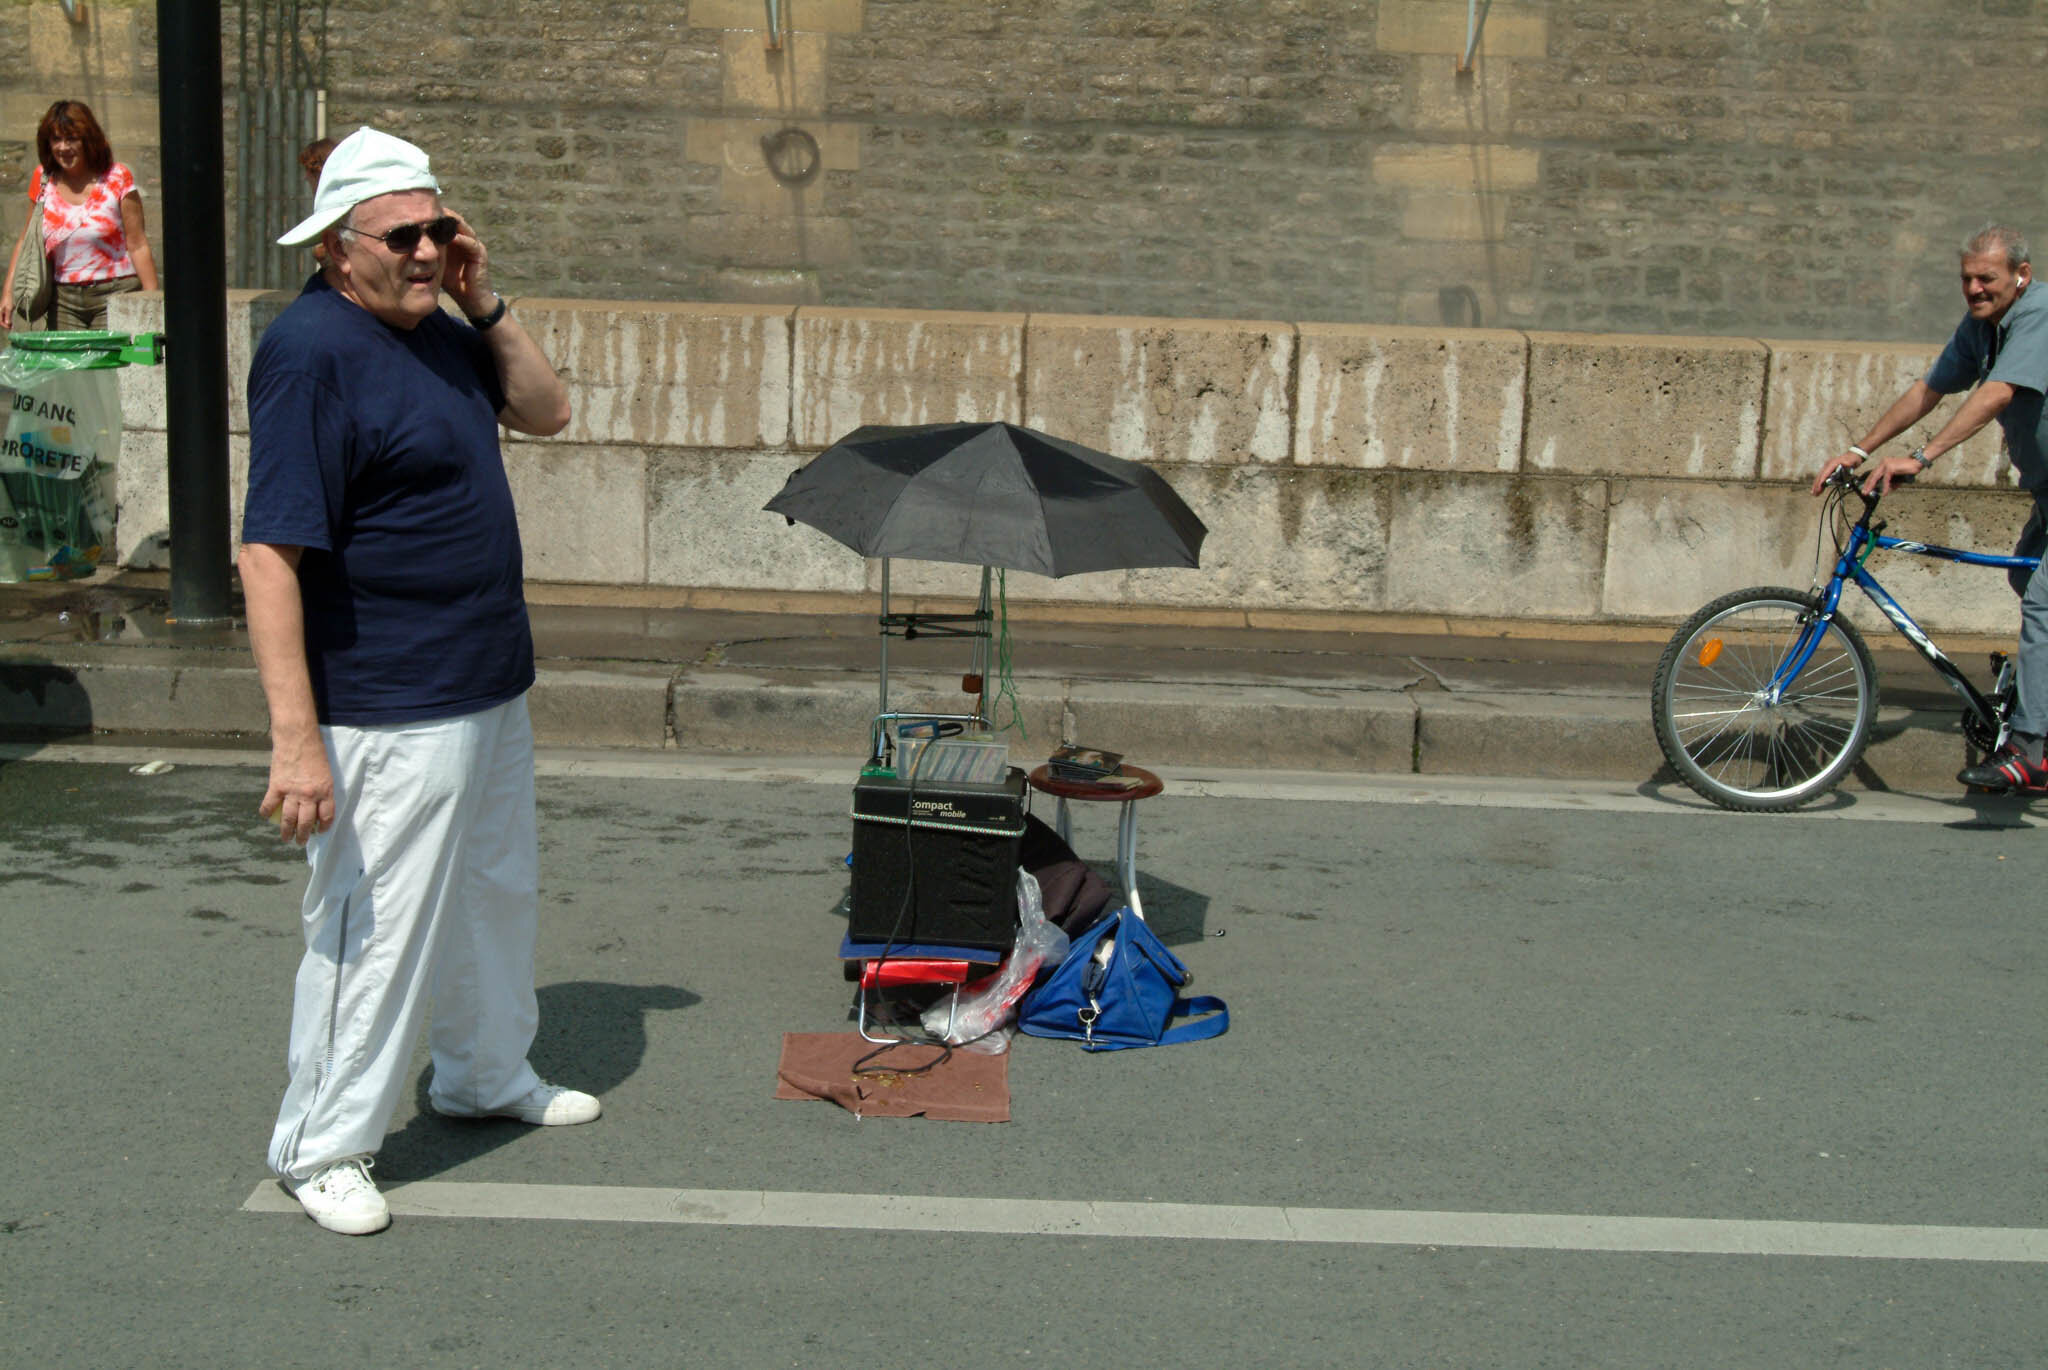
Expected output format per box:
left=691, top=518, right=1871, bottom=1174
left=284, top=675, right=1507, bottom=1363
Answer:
left=1046, top=743, right=1123, bottom=782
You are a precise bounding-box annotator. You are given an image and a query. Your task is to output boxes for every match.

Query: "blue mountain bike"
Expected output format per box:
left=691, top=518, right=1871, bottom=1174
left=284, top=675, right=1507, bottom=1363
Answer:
left=1651, top=467, right=2035, bottom=811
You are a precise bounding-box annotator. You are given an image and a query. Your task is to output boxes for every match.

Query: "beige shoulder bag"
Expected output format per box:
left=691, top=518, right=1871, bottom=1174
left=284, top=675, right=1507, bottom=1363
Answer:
left=9, top=197, right=53, bottom=333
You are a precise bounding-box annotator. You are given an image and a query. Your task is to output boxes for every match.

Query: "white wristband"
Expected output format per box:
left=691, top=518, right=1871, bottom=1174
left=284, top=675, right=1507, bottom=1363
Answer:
left=1847, top=444, right=1870, bottom=460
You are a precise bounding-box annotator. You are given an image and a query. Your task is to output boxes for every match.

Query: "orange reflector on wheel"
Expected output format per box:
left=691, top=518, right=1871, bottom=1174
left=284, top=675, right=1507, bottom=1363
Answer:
left=1697, top=638, right=1724, bottom=667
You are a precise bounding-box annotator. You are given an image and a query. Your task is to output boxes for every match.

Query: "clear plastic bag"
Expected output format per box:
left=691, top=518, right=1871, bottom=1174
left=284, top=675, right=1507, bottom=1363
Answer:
left=923, top=869, right=1071, bottom=1053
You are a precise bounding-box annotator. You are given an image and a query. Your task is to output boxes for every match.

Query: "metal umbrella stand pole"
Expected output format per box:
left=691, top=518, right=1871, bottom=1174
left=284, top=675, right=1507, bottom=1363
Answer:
left=869, top=559, right=994, bottom=767
left=879, top=556, right=891, bottom=718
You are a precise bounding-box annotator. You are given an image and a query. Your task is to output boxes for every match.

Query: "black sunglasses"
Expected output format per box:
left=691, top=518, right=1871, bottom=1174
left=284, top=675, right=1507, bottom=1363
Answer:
left=343, top=215, right=460, bottom=254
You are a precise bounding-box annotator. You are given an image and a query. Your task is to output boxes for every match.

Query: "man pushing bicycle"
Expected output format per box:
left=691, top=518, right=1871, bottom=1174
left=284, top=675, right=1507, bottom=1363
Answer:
left=1811, top=225, right=2048, bottom=793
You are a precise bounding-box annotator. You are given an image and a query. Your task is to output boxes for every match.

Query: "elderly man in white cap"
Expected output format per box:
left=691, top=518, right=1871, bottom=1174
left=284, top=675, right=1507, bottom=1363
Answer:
left=240, top=126, right=590, bottom=1236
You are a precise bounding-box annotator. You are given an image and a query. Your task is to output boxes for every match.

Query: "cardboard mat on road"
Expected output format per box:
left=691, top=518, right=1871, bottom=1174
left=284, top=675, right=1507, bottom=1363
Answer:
left=775, top=1032, right=1010, bottom=1122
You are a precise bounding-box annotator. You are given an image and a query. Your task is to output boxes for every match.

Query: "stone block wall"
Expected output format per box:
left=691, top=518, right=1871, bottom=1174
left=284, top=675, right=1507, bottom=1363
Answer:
left=108, top=291, right=2031, bottom=637
left=11, top=2, right=2043, bottom=347
left=0, top=4, right=160, bottom=206
left=305, top=0, right=2048, bottom=339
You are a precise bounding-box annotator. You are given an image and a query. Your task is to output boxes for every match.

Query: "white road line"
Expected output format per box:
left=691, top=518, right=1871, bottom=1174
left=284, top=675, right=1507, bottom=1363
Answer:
left=7, top=742, right=2029, bottom=824
left=240, top=1182, right=2048, bottom=1262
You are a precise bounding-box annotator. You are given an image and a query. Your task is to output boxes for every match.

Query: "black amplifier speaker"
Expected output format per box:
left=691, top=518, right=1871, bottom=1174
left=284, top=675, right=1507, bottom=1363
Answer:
left=850, top=768, right=1026, bottom=952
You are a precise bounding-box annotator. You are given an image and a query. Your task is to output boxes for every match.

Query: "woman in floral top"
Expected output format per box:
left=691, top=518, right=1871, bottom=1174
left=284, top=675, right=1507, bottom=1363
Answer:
left=2, top=100, right=160, bottom=331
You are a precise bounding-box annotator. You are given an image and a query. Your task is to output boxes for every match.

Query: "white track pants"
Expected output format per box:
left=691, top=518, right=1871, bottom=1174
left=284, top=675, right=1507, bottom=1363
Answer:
left=267, top=695, right=542, bottom=1180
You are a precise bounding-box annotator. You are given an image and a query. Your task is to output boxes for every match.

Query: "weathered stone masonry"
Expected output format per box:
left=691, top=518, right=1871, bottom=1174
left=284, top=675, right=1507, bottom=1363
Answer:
left=109, top=291, right=2030, bottom=638
left=8, top=1, right=2046, bottom=343
left=16, top=2, right=2048, bottom=641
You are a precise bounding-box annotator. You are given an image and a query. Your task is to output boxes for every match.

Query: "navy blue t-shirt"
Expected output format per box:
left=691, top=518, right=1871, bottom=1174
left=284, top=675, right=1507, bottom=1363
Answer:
left=242, top=274, right=533, bottom=726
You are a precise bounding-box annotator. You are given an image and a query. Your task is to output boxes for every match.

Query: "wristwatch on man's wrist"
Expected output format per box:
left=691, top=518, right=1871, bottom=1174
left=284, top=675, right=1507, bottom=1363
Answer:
left=1909, top=446, right=1931, bottom=469
left=467, top=294, right=508, bottom=331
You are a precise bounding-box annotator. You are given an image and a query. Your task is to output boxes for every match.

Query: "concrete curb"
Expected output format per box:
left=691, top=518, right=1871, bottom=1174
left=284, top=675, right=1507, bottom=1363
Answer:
left=0, top=644, right=1981, bottom=797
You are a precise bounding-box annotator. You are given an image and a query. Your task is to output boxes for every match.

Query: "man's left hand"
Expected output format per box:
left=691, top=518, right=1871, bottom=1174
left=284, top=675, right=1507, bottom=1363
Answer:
left=440, top=211, right=495, bottom=317
left=1861, top=453, right=1925, bottom=496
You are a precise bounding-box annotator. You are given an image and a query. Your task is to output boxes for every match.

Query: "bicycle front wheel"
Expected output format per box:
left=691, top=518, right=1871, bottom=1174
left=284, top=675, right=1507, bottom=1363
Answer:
left=1651, top=586, right=1878, bottom=812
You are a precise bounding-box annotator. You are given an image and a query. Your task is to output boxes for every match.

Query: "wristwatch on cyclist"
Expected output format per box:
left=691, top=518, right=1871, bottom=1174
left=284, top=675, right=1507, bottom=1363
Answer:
left=1908, top=446, right=1931, bottom=469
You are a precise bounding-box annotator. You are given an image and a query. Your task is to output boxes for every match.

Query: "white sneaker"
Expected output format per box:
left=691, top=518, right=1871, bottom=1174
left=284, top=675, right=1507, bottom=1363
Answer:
left=437, top=1080, right=602, bottom=1126
left=291, top=1156, right=390, bottom=1236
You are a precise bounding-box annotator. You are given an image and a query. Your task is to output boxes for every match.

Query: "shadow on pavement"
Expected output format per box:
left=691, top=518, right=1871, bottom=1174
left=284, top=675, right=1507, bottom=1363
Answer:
left=0, top=659, right=92, bottom=768
left=1944, top=789, right=2045, bottom=829
left=1131, top=870, right=1211, bottom=945
left=381, top=979, right=700, bottom=1181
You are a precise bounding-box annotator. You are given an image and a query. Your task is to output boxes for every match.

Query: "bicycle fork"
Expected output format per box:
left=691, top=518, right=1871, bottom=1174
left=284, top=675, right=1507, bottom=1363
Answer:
left=1792, top=559, right=2012, bottom=752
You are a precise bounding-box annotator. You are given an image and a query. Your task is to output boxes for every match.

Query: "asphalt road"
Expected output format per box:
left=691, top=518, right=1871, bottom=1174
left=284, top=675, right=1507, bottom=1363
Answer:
left=2, top=747, right=2045, bottom=1368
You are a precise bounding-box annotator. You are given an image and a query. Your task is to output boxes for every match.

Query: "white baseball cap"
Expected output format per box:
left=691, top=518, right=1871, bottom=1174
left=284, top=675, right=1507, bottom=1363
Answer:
left=277, top=126, right=442, bottom=246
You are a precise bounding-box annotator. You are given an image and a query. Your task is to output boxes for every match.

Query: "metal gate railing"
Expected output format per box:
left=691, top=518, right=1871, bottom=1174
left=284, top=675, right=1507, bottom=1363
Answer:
left=233, top=0, right=327, bottom=290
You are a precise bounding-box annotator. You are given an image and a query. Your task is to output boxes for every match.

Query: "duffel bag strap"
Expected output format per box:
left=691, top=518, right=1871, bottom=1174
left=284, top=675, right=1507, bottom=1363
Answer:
left=1156, top=995, right=1228, bottom=1045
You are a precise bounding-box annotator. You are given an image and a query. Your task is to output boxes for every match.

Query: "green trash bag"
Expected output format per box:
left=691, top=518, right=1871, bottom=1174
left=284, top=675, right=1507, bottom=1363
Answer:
left=0, top=330, right=162, bottom=582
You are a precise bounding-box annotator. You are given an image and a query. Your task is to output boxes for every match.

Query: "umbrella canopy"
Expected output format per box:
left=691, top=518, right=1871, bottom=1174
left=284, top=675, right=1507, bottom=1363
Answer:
left=764, top=421, right=1207, bottom=578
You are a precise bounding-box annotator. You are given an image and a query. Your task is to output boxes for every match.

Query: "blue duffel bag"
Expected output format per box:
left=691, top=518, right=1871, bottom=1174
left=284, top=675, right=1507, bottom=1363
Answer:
left=1017, top=905, right=1227, bottom=1051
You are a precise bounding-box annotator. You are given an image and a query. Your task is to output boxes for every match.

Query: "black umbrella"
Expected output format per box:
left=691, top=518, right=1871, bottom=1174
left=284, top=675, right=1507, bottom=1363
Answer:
left=764, top=421, right=1206, bottom=578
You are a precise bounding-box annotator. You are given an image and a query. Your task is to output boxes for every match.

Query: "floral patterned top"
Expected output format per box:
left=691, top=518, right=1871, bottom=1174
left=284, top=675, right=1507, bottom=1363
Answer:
left=28, top=163, right=140, bottom=284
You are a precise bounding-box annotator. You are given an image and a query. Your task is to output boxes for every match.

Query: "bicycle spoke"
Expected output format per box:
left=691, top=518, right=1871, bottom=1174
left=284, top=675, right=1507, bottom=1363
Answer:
left=1652, top=589, right=1877, bottom=810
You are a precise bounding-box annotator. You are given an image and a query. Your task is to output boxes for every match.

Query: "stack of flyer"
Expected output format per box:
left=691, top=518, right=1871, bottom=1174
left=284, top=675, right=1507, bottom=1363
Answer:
left=898, top=737, right=1010, bottom=785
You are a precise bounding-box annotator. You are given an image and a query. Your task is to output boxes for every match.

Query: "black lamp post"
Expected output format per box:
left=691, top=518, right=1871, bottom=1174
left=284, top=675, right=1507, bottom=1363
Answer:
left=157, top=0, right=233, bottom=625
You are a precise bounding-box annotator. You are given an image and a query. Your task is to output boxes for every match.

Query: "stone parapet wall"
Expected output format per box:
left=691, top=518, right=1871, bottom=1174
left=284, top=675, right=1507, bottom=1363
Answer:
left=108, top=292, right=2029, bottom=635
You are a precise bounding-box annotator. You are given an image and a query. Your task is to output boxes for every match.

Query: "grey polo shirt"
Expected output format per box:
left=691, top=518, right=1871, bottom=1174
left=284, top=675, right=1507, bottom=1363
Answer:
left=1926, top=281, right=2048, bottom=488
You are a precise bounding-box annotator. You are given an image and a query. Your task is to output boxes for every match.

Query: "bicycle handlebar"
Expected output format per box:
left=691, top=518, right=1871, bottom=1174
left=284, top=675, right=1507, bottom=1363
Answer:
left=1824, top=463, right=1882, bottom=515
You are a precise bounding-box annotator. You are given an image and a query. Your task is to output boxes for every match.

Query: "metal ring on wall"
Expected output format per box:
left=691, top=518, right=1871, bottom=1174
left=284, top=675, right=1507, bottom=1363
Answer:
left=760, top=127, right=822, bottom=187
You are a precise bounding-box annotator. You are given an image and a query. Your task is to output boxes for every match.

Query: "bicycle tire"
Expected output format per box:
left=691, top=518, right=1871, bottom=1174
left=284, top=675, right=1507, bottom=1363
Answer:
left=1651, top=586, right=1878, bottom=812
